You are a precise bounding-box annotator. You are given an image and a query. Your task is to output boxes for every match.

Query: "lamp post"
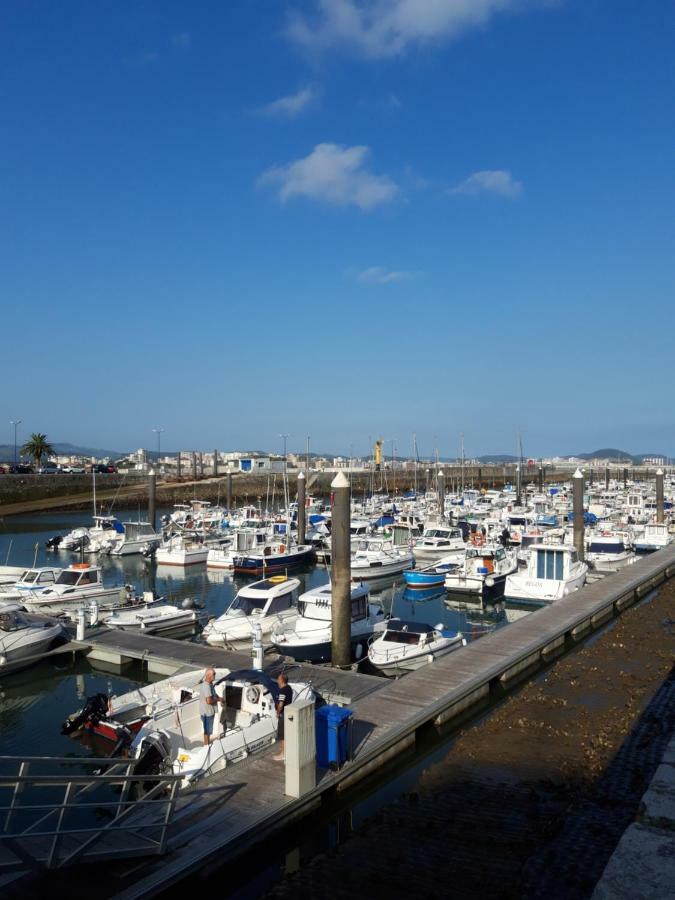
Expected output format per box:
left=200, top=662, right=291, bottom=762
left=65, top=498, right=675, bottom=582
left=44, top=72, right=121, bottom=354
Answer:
left=10, top=420, right=21, bottom=467
left=152, top=427, right=164, bottom=464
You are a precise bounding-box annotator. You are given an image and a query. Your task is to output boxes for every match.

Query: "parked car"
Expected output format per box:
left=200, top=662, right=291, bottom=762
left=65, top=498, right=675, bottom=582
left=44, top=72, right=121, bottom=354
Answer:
left=92, top=464, right=117, bottom=474
left=39, top=463, right=60, bottom=474
left=9, top=465, right=34, bottom=474
left=60, top=465, right=86, bottom=474
left=0, top=465, right=7, bottom=474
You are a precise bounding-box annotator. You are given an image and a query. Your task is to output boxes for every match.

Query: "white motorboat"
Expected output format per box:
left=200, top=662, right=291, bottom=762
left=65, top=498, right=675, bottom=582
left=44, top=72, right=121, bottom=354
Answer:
left=586, top=533, right=636, bottom=573
left=412, top=526, right=465, bottom=563
left=505, top=544, right=588, bottom=603
left=0, top=566, right=63, bottom=603
left=351, top=538, right=414, bottom=581
left=271, top=583, right=386, bottom=663
left=0, top=566, right=28, bottom=586
left=444, top=545, right=518, bottom=598
left=131, top=669, right=314, bottom=788
left=103, top=603, right=197, bottom=633
left=0, top=609, right=65, bottom=676
left=634, top=522, right=672, bottom=552
left=23, top=563, right=126, bottom=612
left=110, top=521, right=160, bottom=556
left=58, top=516, right=125, bottom=554
left=156, top=535, right=208, bottom=566
left=367, top=619, right=466, bottom=676
left=202, top=575, right=300, bottom=649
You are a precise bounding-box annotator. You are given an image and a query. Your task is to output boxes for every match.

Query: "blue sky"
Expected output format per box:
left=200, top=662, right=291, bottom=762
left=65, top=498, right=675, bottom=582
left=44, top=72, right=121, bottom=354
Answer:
left=2, top=1, right=674, bottom=459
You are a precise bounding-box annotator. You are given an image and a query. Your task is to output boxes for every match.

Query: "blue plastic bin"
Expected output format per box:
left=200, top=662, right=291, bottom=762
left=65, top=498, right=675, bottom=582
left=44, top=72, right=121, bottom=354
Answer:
left=315, top=704, right=353, bottom=769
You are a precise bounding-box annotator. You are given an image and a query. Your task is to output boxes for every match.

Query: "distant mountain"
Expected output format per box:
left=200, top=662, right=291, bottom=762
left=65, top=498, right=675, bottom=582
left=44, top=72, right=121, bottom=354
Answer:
left=575, top=448, right=640, bottom=464
left=0, top=442, right=123, bottom=461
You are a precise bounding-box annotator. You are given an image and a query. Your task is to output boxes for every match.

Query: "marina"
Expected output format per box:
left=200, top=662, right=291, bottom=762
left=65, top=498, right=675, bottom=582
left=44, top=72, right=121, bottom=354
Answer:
left=0, top=468, right=674, bottom=897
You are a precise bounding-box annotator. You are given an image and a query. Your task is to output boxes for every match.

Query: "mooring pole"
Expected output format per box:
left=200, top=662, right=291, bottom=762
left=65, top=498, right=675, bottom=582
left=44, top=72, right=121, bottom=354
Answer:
left=573, top=468, right=585, bottom=560
left=538, top=465, right=543, bottom=492
left=177, top=452, right=182, bottom=478
left=438, top=470, right=445, bottom=519
left=148, top=469, right=157, bottom=531
left=623, top=467, right=628, bottom=489
left=656, top=468, right=664, bottom=523
left=516, top=464, right=522, bottom=506
left=213, top=450, right=218, bottom=477
left=192, top=452, right=197, bottom=480
left=297, top=471, right=306, bottom=544
left=199, top=453, right=204, bottom=476
left=331, top=471, right=351, bottom=669
left=227, top=470, right=233, bottom=512
left=605, top=466, right=610, bottom=491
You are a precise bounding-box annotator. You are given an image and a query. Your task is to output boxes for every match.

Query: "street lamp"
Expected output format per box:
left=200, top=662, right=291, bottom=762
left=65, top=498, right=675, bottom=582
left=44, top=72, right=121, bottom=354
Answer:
left=10, top=420, right=21, bottom=467
left=152, top=427, right=164, bottom=461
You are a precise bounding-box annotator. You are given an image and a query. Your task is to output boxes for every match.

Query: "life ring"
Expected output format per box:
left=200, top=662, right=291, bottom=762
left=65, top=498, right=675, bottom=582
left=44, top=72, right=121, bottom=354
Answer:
left=470, top=533, right=485, bottom=547
left=278, top=544, right=286, bottom=554
left=245, top=686, right=261, bottom=705
left=72, top=563, right=91, bottom=570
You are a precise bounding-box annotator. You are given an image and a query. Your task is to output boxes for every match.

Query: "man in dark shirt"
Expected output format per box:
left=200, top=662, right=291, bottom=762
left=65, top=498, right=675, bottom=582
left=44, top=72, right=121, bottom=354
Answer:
left=273, top=673, right=293, bottom=761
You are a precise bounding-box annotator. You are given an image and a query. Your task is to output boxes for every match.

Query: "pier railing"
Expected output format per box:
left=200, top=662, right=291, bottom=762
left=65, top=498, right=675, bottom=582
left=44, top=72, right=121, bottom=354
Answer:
left=0, top=755, right=182, bottom=872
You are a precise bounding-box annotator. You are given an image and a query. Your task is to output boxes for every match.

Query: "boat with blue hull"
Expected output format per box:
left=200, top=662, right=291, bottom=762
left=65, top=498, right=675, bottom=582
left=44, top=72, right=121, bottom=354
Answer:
left=402, top=568, right=446, bottom=589
left=233, top=544, right=315, bottom=577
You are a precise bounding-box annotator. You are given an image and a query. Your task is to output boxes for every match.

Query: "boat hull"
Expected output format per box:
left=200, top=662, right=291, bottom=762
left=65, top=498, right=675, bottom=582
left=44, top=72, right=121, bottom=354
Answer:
left=233, top=548, right=315, bottom=576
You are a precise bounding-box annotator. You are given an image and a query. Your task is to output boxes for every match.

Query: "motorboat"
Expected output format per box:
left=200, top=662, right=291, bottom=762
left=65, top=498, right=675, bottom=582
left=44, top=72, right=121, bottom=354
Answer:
left=131, top=669, right=315, bottom=788
left=0, top=565, right=28, bottom=586
left=61, top=667, right=230, bottom=745
left=402, top=564, right=446, bottom=589
left=634, top=522, right=672, bottom=553
left=585, top=533, right=636, bottom=574
left=505, top=544, right=588, bottom=603
left=57, top=516, right=125, bottom=554
left=232, top=542, right=315, bottom=577
left=0, top=609, right=65, bottom=676
left=271, top=583, right=386, bottom=663
left=351, top=538, right=414, bottom=582
left=444, top=545, right=518, bottom=599
left=110, top=521, right=160, bottom=556
left=102, top=602, right=198, bottom=634
left=0, top=566, right=63, bottom=602
left=367, top=619, right=466, bottom=676
left=412, top=526, right=465, bottom=564
left=155, top=535, right=209, bottom=566
left=22, top=563, right=126, bottom=612
left=202, top=575, right=300, bottom=649
left=207, top=527, right=267, bottom=570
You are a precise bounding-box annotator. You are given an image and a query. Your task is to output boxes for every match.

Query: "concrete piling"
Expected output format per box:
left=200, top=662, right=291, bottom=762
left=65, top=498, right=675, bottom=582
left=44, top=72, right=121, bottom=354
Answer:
left=330, top=471, right=351, bottom=669
left=213, top=450, right=218, bottom=477
left=623, top=467, right=628, bottom=488
left=605, top=466, right=610, bottom=490
left=573, top=468, right=585, bottom=560
left=199, top=453, right=204, bottom=477
left=538, top=465, right=543, bottom=492
left=297, top=472, right=306, bottom=544
left=226, top=470, right=233, bottom=512
left=656, top=468, right=664, bottom=523
left=438, top=470, right=445, bottom=519
left=516, top=465, right=522, bottom=506
left=177, top=453, right=182, bottom=478
left=192, top=452, right=197, bottom=480
left=148, top=469, right=157, bottom=531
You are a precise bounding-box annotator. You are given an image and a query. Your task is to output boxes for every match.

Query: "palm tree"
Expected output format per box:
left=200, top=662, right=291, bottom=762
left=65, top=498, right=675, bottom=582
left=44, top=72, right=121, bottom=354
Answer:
left=20, top=433, right=55, bottom=471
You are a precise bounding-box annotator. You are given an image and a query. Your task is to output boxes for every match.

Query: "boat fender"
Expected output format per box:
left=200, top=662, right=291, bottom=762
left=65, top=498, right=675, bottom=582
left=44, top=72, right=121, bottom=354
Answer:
left=485, top=576, right=495, bottom=588
left=355, top=643, right=363, bottom=660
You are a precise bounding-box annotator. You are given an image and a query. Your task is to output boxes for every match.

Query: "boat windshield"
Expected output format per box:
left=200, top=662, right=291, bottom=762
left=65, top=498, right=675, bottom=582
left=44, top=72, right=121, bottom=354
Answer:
left=56, top=569, right=98, bottom=586
left=0, top=611, right=29, bottom=631
left=384, top=630, right=420, bottom=645
left=589, top=542, right=625, bottom=554
left=21, top=570, right=40, bottom=584
left=229, top=594, right=267, bottom=616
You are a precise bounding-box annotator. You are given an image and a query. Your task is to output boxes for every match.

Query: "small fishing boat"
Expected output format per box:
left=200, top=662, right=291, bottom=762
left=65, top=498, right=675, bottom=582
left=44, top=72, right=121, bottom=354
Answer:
left=367, top=619, right=466, bottom=676
left=0, top=566, right=63, bottom=602
left=412, top=526, right=465, bottom=563
left=102, top=602, right=198, bottom=633
left=232, top=542, right=315, bottom=577
left=23, top=563, right=127, bottom=612
left=131, top=669, right=315, bottom=788
left=351, top=538, right=414, bottom=581
left=110, top=521, right=161, bottom=557
left=202, top=575, right=300, bottom=649
left=0, top=609, right=65, bottom=676
left=444, top=545, right=518, bottom=599
left=505, top=544, right=588, bottom=603
left=156, top=535, right=209, bottom=566
left=402, top=568, right=446, bottom=589
left=271, top=583, right=386, bottom=663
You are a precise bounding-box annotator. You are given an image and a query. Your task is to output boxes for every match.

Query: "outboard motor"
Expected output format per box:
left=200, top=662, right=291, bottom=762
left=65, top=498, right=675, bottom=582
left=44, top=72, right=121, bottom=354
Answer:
left=45, top=535, right=63, bottom=550
left=133, top=731, right=171, bottom=778
left=61, top=692, right=110, bottom=736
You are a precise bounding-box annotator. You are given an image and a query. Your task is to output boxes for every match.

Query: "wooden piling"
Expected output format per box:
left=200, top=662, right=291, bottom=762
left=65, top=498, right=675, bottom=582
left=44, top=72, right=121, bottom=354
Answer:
left=331, top=471, right=351, bottom=669
left=573, top=468, right=585, bottom=560
left=297, top=471, right=306, bottom=544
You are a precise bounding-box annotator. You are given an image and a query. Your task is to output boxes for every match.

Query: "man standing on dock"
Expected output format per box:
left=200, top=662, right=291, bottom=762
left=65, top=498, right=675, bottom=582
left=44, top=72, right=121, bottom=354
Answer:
left=200, top=667, right=223, bottom=745
left=273, top=673, right=293, bottom=761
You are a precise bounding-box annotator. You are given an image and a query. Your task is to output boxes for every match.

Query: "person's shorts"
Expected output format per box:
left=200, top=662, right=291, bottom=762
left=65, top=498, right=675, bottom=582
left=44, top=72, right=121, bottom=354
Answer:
left=201, top=714, right=215, bottom=736
left=277, top=713, right=285, bottom=739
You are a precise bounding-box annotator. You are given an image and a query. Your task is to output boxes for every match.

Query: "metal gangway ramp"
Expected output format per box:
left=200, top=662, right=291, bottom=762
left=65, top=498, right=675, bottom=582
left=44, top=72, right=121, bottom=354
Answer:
left=0, top=755, right=181, bottom=881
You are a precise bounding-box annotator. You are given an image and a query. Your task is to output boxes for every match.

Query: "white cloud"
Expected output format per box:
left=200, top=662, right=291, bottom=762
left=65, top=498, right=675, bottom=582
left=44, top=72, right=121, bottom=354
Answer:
left=257, top=85, right=319, bottom=118
left=357, top=266, right=415, bottom=284
left=259, top=143, right=398, bottom=211
left=450, top=169, right=523, bottom=197
left=287, top=0, right=550, bottom=59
